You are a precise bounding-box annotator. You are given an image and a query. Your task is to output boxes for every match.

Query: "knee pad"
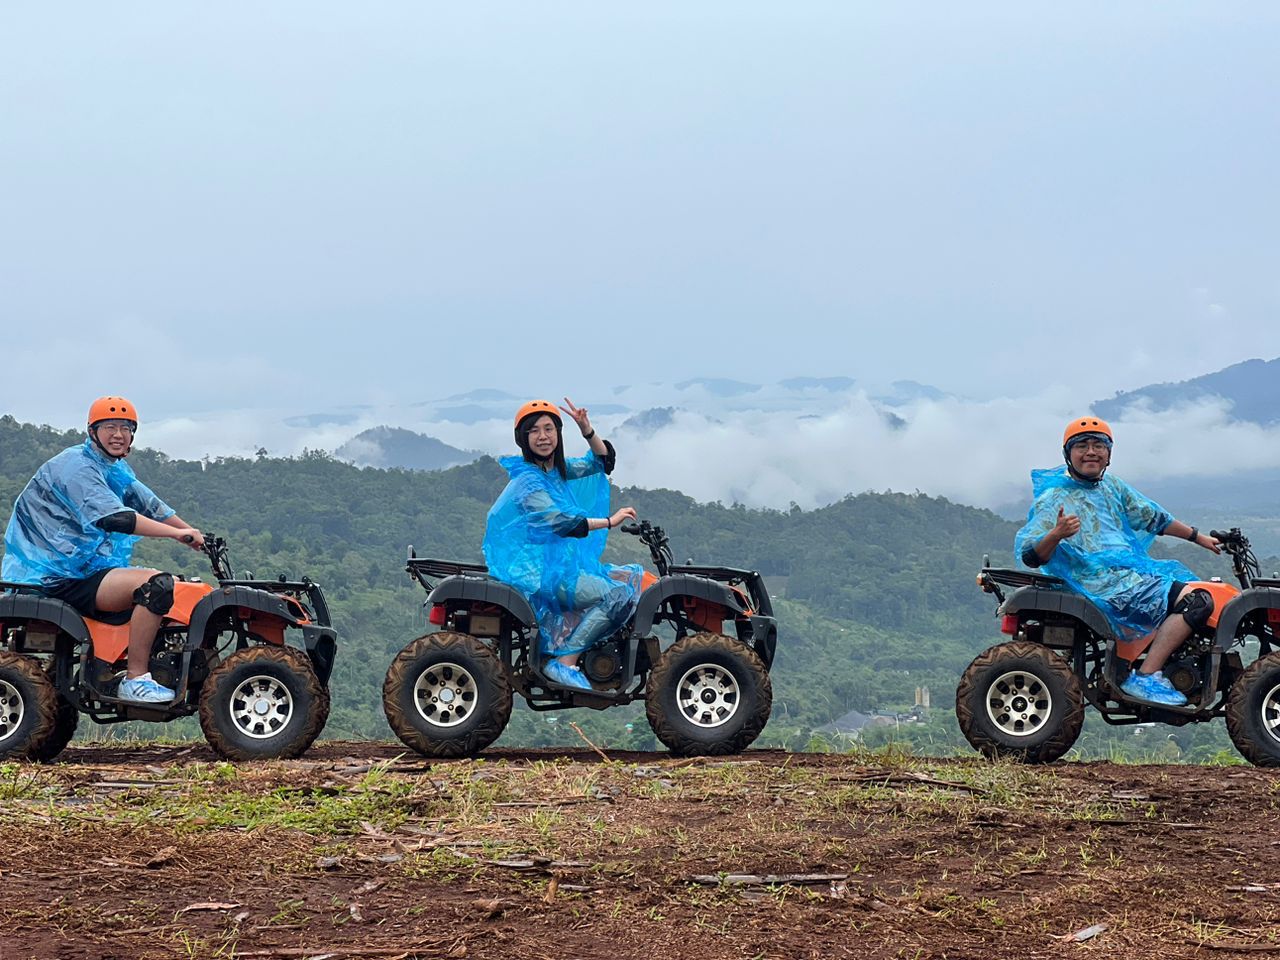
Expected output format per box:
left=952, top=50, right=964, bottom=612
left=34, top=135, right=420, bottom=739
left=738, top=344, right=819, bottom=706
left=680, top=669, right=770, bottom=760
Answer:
left=1174, top=588, right=1214, bottom=630
left=133, top=572, right=175, bottom=616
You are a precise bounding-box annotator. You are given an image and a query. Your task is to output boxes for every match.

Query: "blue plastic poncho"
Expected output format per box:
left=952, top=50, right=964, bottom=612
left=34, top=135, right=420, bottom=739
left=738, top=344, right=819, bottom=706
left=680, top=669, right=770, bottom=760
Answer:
left=1014, top=466, right=1198, bottom=638
left=483, top=450, right=643, bottom=656
left=2, top=439, right=175, bottom=586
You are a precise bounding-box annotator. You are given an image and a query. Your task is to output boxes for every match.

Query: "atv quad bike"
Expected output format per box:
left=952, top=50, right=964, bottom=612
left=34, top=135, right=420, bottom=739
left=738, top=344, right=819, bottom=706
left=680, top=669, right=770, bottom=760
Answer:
left=383, top=520, right=776, bottom=758
left=0, top=536, right=337, bottom=761
left=957, top=528, right=1280, bottom=766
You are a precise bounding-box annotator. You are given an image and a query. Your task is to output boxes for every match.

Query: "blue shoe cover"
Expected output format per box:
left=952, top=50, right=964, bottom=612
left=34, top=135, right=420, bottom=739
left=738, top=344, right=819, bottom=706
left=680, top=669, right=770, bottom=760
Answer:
left=118, top=673, right=176, bottom=704
left=544, top=659, right=593, bottom=691
left=1120, top=670, right=1187, bottom=707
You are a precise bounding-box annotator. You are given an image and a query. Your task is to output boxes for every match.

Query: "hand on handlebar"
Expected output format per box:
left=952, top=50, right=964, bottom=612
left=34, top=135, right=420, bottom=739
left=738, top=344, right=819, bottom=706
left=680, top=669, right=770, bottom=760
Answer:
left=1196, top=533, right=1222, bottom=555
left=609, top=507, right=637, bottom=530
left=175, top=527, right=206, bottom=550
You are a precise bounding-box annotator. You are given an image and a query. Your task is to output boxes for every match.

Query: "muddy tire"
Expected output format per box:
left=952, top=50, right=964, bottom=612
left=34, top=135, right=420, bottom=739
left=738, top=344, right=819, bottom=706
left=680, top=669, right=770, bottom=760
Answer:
left=199, top=645, right=329, bottom=760
left=31, top=696, right=78, bottom=763
left=0, top=652, right=57, bottom=760
left=1226, top=651, right=1280, bottom=767
left=382, top=632, right=512, bottom=759
left=645, top=632, right=772, bottom=757
left=956, top=641, right=1084, bottom=763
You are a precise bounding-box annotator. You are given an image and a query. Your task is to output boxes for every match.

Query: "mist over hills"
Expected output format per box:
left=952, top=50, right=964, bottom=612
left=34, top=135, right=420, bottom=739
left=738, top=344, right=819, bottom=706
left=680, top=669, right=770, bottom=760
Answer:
left=1094, top=357, right=1280, bottom=425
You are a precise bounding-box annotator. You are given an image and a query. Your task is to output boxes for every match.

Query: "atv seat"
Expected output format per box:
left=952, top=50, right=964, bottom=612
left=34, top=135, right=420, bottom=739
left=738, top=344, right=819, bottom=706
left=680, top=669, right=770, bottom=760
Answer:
left=0, top=581, right=132, bottom=625
left=980, top=568, right=1067, bottom=590
left=0, top=580, right=46, bottom=595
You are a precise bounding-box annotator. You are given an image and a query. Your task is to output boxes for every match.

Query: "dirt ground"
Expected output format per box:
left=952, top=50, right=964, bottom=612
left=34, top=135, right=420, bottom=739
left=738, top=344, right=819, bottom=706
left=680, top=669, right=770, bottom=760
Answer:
left=1, top=742, right=1279, bottom=960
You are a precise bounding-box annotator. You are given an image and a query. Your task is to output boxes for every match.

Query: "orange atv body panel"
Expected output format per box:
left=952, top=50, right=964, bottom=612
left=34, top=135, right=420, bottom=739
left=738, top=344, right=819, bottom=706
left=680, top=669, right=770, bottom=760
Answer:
left=85, top=580, right=214, bottom=664
left=1114, top=579, right=1241, bottom=662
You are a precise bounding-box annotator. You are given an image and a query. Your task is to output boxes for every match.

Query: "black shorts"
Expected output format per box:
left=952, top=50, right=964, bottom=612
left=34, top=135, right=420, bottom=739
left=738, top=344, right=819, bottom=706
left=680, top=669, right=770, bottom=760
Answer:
left=45, top=569, right=114, bottom=617
left=1167, top=580, right=1186, bottom=615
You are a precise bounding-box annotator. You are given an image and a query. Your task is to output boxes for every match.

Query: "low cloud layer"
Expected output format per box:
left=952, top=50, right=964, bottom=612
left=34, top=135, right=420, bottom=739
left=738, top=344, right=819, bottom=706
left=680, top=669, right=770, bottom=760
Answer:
left=130, top=390, right=1280, bottom=516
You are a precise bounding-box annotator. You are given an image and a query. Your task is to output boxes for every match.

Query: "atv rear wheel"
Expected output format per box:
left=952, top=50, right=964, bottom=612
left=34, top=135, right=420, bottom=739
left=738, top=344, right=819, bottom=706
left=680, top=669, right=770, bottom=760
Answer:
left=645, top=632, right=772, bottom=757
left=1225, top=651, right=1280, bottom=767
left=32, top=695, right=78, bottom=763
left=382, top=632, right=512, bottom=759
left=956, top=641, right=1084, bottom=763
left=0, top=652, right=58, bottom=760
left=199, top=645, right=329, bottom=760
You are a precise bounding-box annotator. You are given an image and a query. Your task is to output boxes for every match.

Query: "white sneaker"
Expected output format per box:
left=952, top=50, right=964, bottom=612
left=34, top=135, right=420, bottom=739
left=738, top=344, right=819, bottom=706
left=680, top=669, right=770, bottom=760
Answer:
left=118, top=673, right=175, bottom=703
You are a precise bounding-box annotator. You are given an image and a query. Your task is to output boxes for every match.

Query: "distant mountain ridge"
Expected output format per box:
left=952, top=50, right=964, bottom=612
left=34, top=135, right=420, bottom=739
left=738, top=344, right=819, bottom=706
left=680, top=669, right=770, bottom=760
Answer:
left=335, top=427, right=477, bottom=471
left=1094, top=357, right=1280, bottom=425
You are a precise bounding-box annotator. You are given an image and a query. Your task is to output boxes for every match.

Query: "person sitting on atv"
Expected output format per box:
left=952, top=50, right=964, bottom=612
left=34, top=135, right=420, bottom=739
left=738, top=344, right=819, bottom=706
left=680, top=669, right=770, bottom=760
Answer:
left=482, top=398, right=644, bottom=691
left=2, top=396, right=206, bottom=704
left=1014, top=416, right=1222, bottom=707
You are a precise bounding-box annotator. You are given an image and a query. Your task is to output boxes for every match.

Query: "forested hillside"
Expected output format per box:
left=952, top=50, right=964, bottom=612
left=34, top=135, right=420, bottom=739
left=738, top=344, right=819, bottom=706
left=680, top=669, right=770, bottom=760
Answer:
left=0, top=414, right=1259, bottom=759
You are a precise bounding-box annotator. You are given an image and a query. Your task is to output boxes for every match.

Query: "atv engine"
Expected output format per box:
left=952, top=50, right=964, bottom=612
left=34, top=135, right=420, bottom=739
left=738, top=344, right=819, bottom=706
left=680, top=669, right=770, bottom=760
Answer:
left=1163, top=656, right=1202, bottom=697
left=582, top=641, right=623, bottom=686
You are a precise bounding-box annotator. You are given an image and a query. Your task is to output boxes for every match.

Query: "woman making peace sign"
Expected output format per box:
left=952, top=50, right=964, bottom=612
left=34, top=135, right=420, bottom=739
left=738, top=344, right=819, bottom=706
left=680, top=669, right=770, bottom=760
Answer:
left=482, top=398, right=644, bottom=690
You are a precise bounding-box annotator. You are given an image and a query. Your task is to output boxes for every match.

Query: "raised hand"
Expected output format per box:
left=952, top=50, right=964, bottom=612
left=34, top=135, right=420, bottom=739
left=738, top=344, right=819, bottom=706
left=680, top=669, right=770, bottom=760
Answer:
left=560, top=397, right=593, bottom=437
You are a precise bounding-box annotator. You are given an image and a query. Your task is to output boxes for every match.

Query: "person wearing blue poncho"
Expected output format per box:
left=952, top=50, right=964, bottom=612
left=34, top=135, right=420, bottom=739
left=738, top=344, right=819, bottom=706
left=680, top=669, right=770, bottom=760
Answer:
left=3, top=397, right=206, bottom=704
left=1015, top=417, right=1222, bottom=707
left=483, top=398, right=644, bottom=691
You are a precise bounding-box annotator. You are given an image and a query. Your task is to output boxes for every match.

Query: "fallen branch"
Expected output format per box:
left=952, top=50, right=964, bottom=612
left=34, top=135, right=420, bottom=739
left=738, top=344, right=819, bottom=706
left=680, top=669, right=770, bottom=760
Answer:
left=568, top=721, right=609, bottom=762
left=690, top=872, right=848, bottom=887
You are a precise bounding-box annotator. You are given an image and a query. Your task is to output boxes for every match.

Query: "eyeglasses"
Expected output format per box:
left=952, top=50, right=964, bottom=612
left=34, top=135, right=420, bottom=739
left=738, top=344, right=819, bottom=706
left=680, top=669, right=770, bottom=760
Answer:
left=95, top=420, right=135, bottom=435
left=1071, top=439, right=1110, bottom=453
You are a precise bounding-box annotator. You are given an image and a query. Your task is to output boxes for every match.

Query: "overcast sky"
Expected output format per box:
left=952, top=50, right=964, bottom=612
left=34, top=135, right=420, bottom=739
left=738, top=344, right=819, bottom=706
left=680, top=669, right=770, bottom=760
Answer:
left=3, top=2, right=1278, bottom=435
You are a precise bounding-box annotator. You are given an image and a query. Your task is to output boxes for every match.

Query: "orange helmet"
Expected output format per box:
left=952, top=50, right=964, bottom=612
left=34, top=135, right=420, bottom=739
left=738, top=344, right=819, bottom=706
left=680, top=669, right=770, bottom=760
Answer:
left=88, top=396, right=138, bottom=428
left=513, top=399, right=561, bottom=432
left=1062, top=416, right=1112, bottom=448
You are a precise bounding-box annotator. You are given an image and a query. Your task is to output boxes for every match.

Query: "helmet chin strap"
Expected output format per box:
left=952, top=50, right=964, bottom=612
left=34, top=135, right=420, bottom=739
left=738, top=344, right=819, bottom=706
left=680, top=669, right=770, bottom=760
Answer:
left=88, top=426, right=131, bottom=460
left=1063, top=447, right=1108, bottom=484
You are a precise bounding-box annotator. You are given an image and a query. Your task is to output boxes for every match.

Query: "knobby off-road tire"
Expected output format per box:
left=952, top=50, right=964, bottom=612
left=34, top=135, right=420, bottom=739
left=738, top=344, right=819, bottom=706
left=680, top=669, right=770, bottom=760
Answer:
left=31, top=690, right=78, bottom=763
left=0, top=652, right=58, bottom=760
left=955, top=641, right=1084, bottom=763
left=382, top=632, right=512, bottom=759
left=645, top=632, right=773, bottom=757
left=1225, top=651, right=1280, bottom=767
left=199, top=645, right=330, bottom=761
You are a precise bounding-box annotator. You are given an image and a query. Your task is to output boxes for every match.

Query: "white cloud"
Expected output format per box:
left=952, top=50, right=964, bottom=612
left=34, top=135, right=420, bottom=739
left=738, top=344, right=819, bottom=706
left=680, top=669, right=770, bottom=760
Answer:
left=129, top=387, right=1280, bottom=515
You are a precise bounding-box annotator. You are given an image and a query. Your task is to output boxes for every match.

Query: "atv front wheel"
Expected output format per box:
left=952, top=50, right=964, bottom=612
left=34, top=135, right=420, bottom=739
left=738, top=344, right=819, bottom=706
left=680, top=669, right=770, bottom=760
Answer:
left=1225, top=651, right=1280, bottom=767
left=645, top=632, right=772, bottom=757
left=199, top=645, right=330, bottom=760
left=955, top=641, right=1084, bottom=763
left=0, top=652, right=58, bottom=760
left=382, top=632, right=512, bottom=759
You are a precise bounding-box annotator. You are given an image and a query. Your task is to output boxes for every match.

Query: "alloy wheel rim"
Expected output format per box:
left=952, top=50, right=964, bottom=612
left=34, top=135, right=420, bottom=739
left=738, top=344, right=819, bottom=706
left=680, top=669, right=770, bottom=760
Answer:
left=0, top=678, right=24, bottom=744
left=413, top=661, right=477, bottom=728
left=676, top=663, right=741, bottom=729
left=985, top=669, right=1052, bottom=738
left=1260, top=681, right=1280, bottom=744
left=229, top=674, right=294, bottom=740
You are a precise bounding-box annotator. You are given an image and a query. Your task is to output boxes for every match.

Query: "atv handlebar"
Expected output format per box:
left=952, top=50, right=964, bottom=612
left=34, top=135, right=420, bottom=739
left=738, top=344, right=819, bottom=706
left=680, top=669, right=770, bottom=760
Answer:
left=619, top=519, right=673, bottom=577
left=199, top=533, right=234, bottom=581
left=1208, top=528, right=1259, bottom=588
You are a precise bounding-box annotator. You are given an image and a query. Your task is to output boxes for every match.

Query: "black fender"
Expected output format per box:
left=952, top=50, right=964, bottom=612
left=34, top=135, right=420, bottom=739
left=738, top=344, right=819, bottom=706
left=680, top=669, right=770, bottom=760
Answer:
left=184, top=585, right=337, bottom=687
left=1214, top=587, right=1280, bottom=652
left=185, top=585, right=305, bottom=651
left=998, top=585, right=1115, bottom=641
left=631, top=575, right=748, bottom=637
left=0, top=593, right=91, bottom=644
left=426, top=575, right=537, bottom=627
